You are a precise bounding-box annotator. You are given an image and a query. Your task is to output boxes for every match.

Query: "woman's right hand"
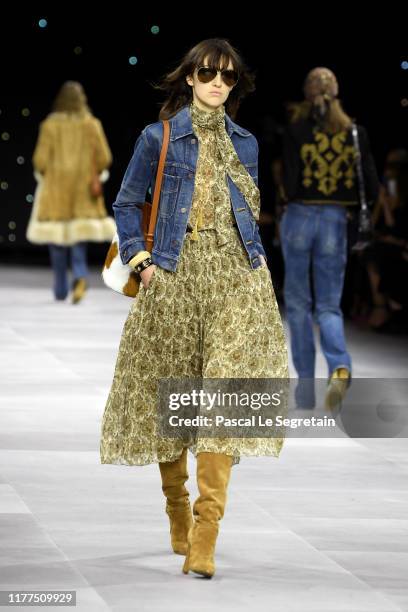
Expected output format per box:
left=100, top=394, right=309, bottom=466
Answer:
left=140, top=264, right=157, bottom=290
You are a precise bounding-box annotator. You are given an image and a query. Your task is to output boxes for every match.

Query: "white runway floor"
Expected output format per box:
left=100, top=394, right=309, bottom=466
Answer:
left=1, top=265, right=408, bottom=612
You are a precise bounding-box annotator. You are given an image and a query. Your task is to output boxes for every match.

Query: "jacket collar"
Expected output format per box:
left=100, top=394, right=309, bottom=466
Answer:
left=170, top=105, right=250, bottom=141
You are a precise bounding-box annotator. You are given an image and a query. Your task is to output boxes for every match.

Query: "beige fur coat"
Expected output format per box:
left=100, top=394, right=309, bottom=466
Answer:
left=27, top=111, right=115, bottom=245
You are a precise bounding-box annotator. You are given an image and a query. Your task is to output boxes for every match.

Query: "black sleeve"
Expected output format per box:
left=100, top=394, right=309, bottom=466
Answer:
left=358, top=125, right=380, bottom=204
left=282, top=125, right=300, bottom=202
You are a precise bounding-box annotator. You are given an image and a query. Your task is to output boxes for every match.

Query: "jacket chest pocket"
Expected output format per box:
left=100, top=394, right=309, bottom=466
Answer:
left=158, top=174, right=181, bottom=218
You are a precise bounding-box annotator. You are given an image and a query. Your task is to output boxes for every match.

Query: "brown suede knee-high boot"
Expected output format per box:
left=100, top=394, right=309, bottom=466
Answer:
left=159, top=448, right=193, bottom=555
left=182, top=452, right=233, bottom=578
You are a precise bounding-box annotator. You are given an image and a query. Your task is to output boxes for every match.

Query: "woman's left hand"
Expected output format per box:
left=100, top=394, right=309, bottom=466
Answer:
left=140, top=264, right=157, bottom=290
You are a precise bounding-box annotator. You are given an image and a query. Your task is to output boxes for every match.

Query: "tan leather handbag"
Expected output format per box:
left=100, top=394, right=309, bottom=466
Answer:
left=102, top=120, right=170, bottom=297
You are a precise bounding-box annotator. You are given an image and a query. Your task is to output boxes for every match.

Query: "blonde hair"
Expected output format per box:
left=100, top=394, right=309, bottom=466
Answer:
left=288, top=67, right=353, bottom=133
left=288, top=99, right=353, bottom=133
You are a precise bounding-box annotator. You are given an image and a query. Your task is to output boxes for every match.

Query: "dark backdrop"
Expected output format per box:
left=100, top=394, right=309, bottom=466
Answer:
left=1, top=9, right=406, bottom=266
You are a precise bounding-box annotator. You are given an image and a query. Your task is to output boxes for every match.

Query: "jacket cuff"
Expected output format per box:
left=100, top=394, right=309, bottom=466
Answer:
left=120, top=239, right=147, bottom=264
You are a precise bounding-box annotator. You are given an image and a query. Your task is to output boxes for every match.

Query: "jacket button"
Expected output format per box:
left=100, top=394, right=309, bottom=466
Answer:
left=180, top=207, right=187, bottom=213
left=188, top=174, right=193, bottom=179
left=191, top=139, right=196, bottom=144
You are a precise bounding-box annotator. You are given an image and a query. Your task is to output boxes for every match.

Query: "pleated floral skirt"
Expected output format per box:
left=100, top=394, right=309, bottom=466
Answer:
left=100, top=226, right=289, bottom=467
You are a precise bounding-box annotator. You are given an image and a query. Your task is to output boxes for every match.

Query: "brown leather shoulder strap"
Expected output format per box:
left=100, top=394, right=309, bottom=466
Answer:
left=145, top=120, right=170, bottom=250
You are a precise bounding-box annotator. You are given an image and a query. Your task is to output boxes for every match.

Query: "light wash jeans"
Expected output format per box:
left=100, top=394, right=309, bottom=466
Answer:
left=48, top=242, right=88, bottom=300
left=280, top=203, right=352, bottom=407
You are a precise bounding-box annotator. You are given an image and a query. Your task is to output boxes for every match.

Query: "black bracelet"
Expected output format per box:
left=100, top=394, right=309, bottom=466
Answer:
left=135, top=257, right=153, bottom=274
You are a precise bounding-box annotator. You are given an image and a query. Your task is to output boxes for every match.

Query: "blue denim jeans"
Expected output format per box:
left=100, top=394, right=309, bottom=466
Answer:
left=280, top=203, right=352, bottom=405
left=48, top=242, right=88, bottom=300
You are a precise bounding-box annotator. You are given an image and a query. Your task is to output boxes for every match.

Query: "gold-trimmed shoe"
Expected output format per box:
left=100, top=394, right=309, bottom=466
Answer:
left=71, top=278, right=88, bottom=304
left=325, top=367, right=350, bottom=412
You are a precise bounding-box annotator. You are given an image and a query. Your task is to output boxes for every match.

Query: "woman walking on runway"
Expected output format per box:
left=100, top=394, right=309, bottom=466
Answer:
left=27, top=81, right=114, bottom=303
left=100, top=38, right=288, bottom=578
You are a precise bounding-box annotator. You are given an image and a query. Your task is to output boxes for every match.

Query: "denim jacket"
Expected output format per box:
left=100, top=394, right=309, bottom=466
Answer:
left=113, top=105, right=267, bottom=272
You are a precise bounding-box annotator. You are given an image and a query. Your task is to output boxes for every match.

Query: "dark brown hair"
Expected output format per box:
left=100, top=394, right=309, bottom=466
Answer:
left=52, top=81, right=89, bottom=115
left=154, top=38, right=255, bottom=120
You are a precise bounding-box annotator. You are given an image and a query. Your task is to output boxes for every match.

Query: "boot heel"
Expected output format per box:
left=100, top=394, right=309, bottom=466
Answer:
left=182, top=547, right=190, bottom=574
left=182, top=527, right=193, bottom=574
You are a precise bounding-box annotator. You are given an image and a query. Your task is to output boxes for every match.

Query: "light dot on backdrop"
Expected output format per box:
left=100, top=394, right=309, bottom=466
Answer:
left=401, top=98, right=408, bottom=107
left=8, top=221, right=16, bottom=230
left=8, top=234, right=16, bottom=242
left=38, top=18, right=47, bottom=28
left=74, top=46, right=82, bottom=55
left=1, top=182, right=9, bottom=190
left=17, top=156, right=25, bottom=165
left=151, top=25, right=160, bottom=34
left=129, top=56, right=138, bottom=65
left=1, top=132, right=10, bottom=141
left=26, top=194, right=34, bottom=203
left=21, top=108, right=30, bottom=117
left=401, top=61, right=408, bottom=70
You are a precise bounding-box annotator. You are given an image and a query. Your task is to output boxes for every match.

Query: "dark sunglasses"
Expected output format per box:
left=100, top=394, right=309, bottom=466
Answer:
left=196, top=66, right=239, bottom=87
